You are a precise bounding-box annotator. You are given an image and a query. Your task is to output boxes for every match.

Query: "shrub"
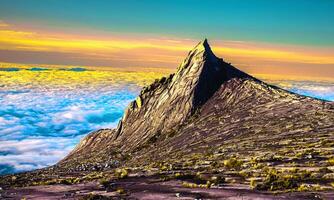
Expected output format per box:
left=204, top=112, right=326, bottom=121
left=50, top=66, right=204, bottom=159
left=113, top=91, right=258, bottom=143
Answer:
left=174, top=172, right=194, bottom=180
left=256, top=169, right=300, bottom=191
left=297, top=184, right=312, bottom=192
left=223, top=158, right=242, bottom=170
left=209, top=175, right=225, bottom=185
left=99, top=178, right=111, bottom=188
left=239, top=170, right=251, bottom=178
left=82, top=172, right=103, bottom=181
left=115, top=168, right=128, bottom=179
left=79, top=193, right=113, bottom=200
left=161, top=163, right=174, bottom=171
left=181, top=181, right=210, bottom=188
left=59, top=179, right=73, bottom=185
left=182, top=181, right=198, bottom=188
left=319, top=167, right=332, bottom=174
left=116, top=187, right=126, bottom=195
left=328, top=158, right=334, bottom=166
left=299, top=170, right=312, bottom=179
left=298, top=184, right=322, bottom=192
left=39, top=179, right=58, bottom=185
left=250, top=178, right=257, bottom=189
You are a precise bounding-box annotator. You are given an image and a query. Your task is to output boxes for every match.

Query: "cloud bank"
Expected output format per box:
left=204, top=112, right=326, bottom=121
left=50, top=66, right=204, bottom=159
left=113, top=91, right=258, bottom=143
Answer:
left=0, top=68, right=141, bottom=174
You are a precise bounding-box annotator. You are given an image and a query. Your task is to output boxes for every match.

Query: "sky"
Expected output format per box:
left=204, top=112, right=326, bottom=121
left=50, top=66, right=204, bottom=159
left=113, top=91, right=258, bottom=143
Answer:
left=0, top=0, right=333, bottom=78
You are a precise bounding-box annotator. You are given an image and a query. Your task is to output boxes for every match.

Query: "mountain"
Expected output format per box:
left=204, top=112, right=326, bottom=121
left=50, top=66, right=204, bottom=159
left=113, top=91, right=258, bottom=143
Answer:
left=60, top=39, right=253, bottom=169
left=60, top=39, right=334, bottom=172
left=1, top=40, right=334, bottom=199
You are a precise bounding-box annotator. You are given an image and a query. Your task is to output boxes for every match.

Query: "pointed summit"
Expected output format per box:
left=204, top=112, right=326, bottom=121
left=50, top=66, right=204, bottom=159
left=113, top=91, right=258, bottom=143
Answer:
left=193, top=38, right=211, bottom=52
left=177, top=39, right=219, bottom=72
left=174, top=39, right=250, bottom=107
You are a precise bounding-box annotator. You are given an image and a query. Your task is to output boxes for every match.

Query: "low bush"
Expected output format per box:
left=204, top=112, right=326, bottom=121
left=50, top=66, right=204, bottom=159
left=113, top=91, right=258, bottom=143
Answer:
left=328, top=158, right=334, bottom=166
left=209, top=175, right=225, bottom=185
left=256, top=169, right=300, bottom=191
left=250, top=178, right=257, bottom=189
left=99, top=178, right=111, bottom=188
left=223, top=158, right=243, bottom=170
left=115, top=168, right=128, bottom=179
left=79, top=193, right=113, bottom=200
left=116, top=187, right=126, bottom=195
left=181, top=181, right=210, bottom=189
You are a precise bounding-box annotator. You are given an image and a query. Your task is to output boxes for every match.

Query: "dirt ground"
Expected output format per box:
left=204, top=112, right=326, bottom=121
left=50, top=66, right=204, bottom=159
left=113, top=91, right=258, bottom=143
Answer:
left=1, top=176, right=332, bottom=200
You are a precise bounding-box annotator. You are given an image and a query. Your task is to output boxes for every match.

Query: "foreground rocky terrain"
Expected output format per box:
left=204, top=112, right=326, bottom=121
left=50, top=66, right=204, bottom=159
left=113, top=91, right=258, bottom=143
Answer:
left=1, top=40, right=334, bottom=199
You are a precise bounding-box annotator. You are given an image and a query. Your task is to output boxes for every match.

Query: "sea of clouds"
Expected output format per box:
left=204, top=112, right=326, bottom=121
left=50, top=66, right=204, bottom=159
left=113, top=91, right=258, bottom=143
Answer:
left=0, top=69, right=139, bottom=174
left=264, top=79, right=334, bottom=101
left=0, top=68, right=333, bottom=175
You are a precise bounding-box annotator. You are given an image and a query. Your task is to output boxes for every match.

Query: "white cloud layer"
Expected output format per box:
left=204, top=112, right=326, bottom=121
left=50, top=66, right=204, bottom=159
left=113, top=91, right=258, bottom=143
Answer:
left=0, top=70, right=138, bottom=174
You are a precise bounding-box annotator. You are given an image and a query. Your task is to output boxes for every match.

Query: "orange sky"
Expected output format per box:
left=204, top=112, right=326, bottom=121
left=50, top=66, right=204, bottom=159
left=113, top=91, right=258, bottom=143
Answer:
left=0, top=21, right=333, bottom=79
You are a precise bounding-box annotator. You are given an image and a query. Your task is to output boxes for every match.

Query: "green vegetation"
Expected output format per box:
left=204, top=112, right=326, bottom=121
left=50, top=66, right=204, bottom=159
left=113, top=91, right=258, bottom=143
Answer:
left=115, top=168, right=128, bottom=179
left=328, top=158, right=334, bottom=166
left=250, top=178, right=257, bottom=189
left=79, top=193, right=114, bottom=200
left=209, top=175, right=225, bottom=185
left=174, top=172, right=225, bottom=188
left=99, top=178, right=112, bottom=188
left=297, top=184, right=322, bottom=192
left=223, top=158, right=243, bottom=170
left=116, top=187, right=126, bottom=194
left=255, top=168, right=314, bottom=191
left=82, top=172, right=104, bottom=181
left=183, top=182, right=209, bottom=188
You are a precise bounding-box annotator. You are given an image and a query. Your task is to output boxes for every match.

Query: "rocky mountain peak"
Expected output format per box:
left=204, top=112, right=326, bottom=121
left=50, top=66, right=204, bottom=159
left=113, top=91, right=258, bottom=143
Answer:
left=176, top=39, right=219, bottom=73
left=173, top=39, right=251, bottom=108
left=110, top=40, right=253, bottom=147
left=190, top=38, right=212, bottom=56
left=188, top=38, right=213, bottom=57
left=62, top=40, right=254, bottom=160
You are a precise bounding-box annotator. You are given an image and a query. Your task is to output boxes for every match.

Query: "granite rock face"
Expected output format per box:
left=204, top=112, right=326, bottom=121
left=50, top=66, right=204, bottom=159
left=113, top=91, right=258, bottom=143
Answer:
left=60, top=39, right=334, bottom=170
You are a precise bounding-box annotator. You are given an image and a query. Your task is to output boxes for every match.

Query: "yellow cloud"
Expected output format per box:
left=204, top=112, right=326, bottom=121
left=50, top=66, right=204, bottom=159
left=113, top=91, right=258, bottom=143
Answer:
left=0, top=22, right=334, bottom=78
left=213, top=46, right=334, bottom=65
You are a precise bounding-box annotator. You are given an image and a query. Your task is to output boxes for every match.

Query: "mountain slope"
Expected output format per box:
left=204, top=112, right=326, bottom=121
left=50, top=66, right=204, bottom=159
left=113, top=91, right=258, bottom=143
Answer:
left=126, top=77, right=334, bottom=167
left=60, top=40, right=334, bottom=173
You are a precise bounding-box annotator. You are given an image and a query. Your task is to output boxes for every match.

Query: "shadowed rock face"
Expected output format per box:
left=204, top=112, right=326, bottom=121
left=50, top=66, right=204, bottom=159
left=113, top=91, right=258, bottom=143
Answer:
left=59, top=40, right=334, bottom=171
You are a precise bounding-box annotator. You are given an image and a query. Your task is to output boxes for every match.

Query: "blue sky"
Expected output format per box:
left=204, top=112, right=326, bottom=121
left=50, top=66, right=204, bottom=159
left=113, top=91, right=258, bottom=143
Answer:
left=0, top=0, right=333, bottom=46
